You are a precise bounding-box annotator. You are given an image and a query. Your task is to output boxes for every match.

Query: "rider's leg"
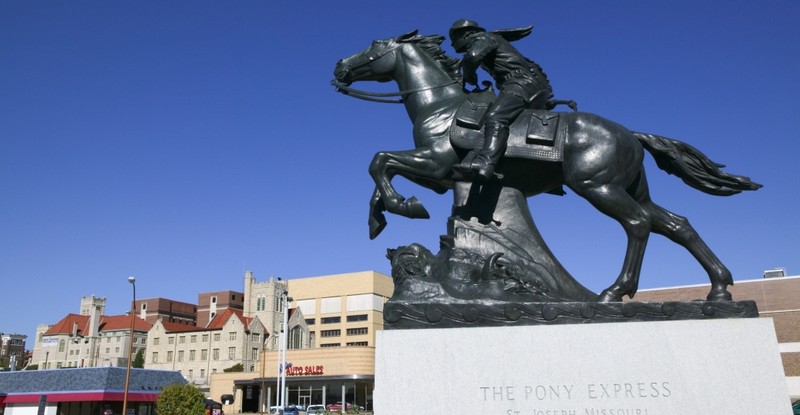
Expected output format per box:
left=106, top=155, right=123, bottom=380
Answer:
left=470, top=91, right=525, bottom=182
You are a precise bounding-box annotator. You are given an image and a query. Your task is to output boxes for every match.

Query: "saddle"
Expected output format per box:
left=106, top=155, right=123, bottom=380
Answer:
left=450, top=97, right=567, bottom=163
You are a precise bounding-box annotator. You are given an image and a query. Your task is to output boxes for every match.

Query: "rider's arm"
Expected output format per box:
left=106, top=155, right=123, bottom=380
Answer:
left=461, top=33, right=498, bottom=86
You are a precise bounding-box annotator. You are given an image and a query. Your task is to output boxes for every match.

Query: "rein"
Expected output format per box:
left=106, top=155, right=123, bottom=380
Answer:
left=331, top=79, right=458, bottom=104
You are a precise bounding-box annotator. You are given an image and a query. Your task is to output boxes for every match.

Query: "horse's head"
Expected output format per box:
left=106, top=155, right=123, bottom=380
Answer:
left=334, top=30, right=419, bottom=86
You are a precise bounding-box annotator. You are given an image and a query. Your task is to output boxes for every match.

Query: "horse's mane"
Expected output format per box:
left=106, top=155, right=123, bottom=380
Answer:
left=409, top=34, right=462, bottom=82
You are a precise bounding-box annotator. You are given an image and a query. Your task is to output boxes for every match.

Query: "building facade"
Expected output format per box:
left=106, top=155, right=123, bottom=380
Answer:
left=144, top=309, right=268, bottom=387
left=633, top=273, right=800, bottom=399
left=0, top=334, right=27, bottom=371
left=29, top=295, right=151, bottom=370
left=143, top=271, right=311, bottom=390
left=210, top=270, right=393, bottom=413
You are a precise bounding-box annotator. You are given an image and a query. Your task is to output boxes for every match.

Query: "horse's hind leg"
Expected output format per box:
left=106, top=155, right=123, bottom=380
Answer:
left=572, top=182, right=652, bottom=302
left=647, top=201, right=733, bottom=301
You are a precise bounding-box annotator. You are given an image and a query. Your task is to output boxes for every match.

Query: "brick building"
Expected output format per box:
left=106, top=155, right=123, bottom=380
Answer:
left=133, top=297, right=197, bottom=326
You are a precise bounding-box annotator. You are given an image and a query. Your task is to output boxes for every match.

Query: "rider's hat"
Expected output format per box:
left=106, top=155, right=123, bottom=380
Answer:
left=450, top=19, right=485, bottom=52
left=449, top=19, right=485, bottom=39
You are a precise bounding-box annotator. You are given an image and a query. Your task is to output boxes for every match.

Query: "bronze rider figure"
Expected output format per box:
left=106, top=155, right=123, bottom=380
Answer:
left=450, top=19, right=554, bottom=182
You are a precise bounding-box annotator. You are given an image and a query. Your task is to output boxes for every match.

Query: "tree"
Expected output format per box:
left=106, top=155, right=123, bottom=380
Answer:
left=223, top=363, right=244, bottom=372
left=132, top=349, right=145, bottom=368
left=156, top=382, right=205, bottom=415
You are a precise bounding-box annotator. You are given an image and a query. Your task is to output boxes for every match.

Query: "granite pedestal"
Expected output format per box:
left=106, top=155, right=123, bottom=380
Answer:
left=375, top=318, right=791, bottom=414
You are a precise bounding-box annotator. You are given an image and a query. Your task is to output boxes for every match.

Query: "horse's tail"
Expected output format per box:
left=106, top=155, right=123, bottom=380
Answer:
left=634, top=132, right=763, bottom=196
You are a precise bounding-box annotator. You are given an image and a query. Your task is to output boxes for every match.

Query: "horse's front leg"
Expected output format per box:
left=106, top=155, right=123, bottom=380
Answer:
left=368, top=187, right=387, bottom=240
left=367, top=144, right=456, bottom=236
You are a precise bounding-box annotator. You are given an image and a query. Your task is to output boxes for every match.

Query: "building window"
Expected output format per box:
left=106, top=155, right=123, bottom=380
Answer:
left=289, top=327, right=304, bottom=349
left=202, top=334, right=209, bottom=342
left=211, top=296, right=217, bottom=303
left=347, top=314, right=368, bottom=322
left=320, top=329, right=340, bottom=337
left=252, top=348, right=258, bottom=360
left=201, top=349, right=208, bottom=360
left=178, top=350, right=184, bottom=362
left=190, top=335, right=197, bottom=343
left=252, top=333, right=260, bottom=342
left=347, top=327, right=368, bottom=336
left=320, top=343, right=340, bottom=348
left=188, top=369, right=193, bottom=379
left=305, top=318, right=316, bottom=326
left=58, top=340, right=65, bottom=352
left=153, top=337, right=160, bottom=345
left=228, top=347, right=236, bottom=360
left=213, top=349, right=219, bottom=360
left=167, top=351, right=173, bottom=362
left=105, top=348, right=110, bottom=354
left=168, top=337, right=175, bottom=345
left=200, top=368, right=205, bottom=379
left=229, top=332, right=237, bottom=341
left=347, top=342, right=369, bottom=346
left=321, top=316, right=341, bottom=324
left=213, top=333, right=220, bottom=341
left=179, top=336, right=186, bottom=344
left=190, top=350, right=196, bottom=361
left=152, top=352, right=158, bottom=363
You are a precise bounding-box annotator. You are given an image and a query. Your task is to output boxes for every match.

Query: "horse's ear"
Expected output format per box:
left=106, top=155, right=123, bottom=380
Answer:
left=397, top=29, right=419, bottom=43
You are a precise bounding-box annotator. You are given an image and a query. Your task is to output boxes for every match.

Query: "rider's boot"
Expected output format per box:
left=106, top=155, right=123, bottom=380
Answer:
left=470, top=123, right=508, bottom=182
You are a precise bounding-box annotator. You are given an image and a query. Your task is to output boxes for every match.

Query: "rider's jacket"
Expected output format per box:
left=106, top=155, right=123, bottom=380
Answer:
left=459, top=31, right=553, bottom=103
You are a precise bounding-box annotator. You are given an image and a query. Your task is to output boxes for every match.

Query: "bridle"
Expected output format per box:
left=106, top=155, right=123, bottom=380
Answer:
left=332, top=41, right=458, bottom=104
left=331, top=79, right=458, bottom=104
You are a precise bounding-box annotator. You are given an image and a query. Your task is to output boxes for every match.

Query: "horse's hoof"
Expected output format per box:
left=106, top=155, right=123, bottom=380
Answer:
left=402, top=196, right=430, bottom=219
left=597, top=289, right=624, bottom=303
left=706, top=289, right=733, bottom=302
left=369, top=215, right=387, bottom=240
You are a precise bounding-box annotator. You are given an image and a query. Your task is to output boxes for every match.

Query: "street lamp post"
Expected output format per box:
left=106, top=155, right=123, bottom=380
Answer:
left=122, top=276, right=136, bottom=415
left=279, top=292, right=293, bottom=409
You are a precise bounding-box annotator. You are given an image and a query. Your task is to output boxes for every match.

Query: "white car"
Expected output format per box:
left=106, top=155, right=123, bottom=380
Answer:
left=306, top=404, right=326, bottom=414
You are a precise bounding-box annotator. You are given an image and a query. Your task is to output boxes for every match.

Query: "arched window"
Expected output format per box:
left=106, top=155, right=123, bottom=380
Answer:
left=288, top=326, right=304, bottom=349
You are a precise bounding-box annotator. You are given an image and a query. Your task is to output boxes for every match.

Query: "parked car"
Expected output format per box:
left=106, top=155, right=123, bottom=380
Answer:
left=306, top=404, right=327, bottom=414
left=792, top=399, right=800, bottom=415
left=269, top=405, right=300, bottom=415
left=326, top=402, right=351, bottom=412
left=326, top=402, right=362, bottom=412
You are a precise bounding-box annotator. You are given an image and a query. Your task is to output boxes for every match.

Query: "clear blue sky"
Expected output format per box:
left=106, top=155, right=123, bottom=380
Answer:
left=2, top=1, right=798, bottom=344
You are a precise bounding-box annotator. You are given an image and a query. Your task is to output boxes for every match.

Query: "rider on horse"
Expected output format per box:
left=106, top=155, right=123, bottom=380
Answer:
left=450, top=19, right=554, bottom=182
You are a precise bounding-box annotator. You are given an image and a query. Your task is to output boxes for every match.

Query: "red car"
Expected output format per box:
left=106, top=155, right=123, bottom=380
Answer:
left=325, top=402, right=352, bottom=412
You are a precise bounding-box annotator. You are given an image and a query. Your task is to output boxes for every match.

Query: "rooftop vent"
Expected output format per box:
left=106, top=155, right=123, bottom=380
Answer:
left=763, top=268, right=786, bottom=279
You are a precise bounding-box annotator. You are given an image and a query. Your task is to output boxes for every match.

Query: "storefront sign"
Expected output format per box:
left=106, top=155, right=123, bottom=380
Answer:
left=286, top=365, right=324, bottom=376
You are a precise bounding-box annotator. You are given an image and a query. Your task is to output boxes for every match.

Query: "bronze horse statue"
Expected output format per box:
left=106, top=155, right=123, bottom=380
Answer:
left=332, top=31, right=761, bottom=302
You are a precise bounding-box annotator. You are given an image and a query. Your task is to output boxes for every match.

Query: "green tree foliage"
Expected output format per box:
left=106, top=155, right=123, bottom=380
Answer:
left=223, top=363, right=244, bottom=372
left=156, top=383, right=205, bottom=415
left=132, top=349, right=145, bottom=368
